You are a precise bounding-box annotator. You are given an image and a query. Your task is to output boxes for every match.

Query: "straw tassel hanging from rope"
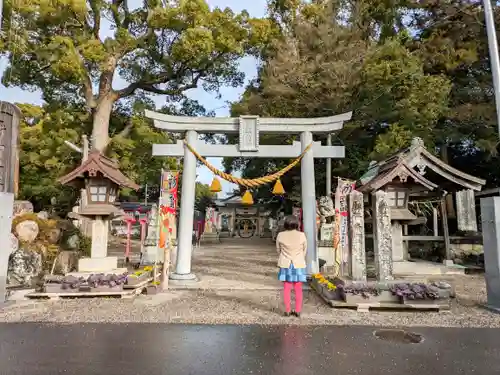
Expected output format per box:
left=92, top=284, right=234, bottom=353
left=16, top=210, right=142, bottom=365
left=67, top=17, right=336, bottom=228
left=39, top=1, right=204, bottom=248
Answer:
left=209, top=177, right=222, bottom=193
left=241, top=190, right=254, bottom=205
left=272, top=179, right=285, bottom=195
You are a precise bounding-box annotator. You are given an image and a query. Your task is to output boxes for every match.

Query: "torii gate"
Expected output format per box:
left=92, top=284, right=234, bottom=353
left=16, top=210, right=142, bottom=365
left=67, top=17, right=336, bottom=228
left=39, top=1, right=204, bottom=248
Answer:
left=145, top=110, right=352, bottom=281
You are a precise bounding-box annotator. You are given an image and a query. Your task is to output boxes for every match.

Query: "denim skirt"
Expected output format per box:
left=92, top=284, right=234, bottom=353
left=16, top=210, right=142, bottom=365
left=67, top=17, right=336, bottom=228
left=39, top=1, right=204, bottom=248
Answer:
left=277, top=263, right=307, bottom=283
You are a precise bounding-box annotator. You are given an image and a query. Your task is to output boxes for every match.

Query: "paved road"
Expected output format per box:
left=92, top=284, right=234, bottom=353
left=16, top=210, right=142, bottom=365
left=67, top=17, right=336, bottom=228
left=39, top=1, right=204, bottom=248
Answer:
left=1, top=323, right=499, bottom=375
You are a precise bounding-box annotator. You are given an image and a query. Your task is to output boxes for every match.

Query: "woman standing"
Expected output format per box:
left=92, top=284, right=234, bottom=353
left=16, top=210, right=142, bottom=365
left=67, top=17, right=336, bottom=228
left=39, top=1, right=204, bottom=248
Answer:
left=276, top=215, right=307, bottom=317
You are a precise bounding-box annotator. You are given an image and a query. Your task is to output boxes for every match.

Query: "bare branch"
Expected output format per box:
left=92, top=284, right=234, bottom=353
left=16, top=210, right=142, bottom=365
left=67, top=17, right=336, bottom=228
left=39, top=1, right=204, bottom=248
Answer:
left=90, top=1, right=101, bottom=39
left=110, top=0, right=122, bottom=28
left=116, top=117, right=134, bottom=138
left=116, top=72, right=202, bottom=98
left=140, top=81, right=199, bottom=95
left=98, top=57, right=118, bottom=100
left=82, top=74, right=97, bottom=108
left=122, top=0, right=132, bottom=29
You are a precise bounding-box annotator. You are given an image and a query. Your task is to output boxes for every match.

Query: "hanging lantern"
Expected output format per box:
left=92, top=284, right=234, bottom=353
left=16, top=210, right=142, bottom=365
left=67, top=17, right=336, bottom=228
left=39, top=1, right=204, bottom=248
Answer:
left=272, top=179, right=285, bottom=195
left=241, top=190, right=254, bottom=205
left=210, top=177, right=222, bottom=193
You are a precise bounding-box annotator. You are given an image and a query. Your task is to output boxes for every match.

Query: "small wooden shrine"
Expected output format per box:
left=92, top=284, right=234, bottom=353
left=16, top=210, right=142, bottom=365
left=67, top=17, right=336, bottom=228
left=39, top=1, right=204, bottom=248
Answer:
left=358, top=137, right=486, bottom=273
left=59, top=150, right=139, bottom=272
left=214, top=195, right=272, bottom=238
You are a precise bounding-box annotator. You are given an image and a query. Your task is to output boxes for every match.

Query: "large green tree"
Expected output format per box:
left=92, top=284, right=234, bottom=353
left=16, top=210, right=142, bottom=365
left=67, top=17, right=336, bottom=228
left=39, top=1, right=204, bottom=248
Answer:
left=16, top=99, right=205, bottom=211
left=1, top=0, right=270, bottom=151
left=409, top=0, right=500, bottom=184
left=18, top=103, right=83, bottom=212
left=228, top=0, right=452, bottom=200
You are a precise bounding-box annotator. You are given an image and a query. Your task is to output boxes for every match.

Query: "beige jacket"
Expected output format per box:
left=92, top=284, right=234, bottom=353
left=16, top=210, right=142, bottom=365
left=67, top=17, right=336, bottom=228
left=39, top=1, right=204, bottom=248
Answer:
left=276, top=230, right=307, bottom=268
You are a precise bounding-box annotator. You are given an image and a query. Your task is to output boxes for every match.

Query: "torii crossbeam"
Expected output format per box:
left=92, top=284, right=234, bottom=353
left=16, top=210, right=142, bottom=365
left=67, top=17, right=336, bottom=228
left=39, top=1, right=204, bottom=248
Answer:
left=146, top=110, right=352, bottom=280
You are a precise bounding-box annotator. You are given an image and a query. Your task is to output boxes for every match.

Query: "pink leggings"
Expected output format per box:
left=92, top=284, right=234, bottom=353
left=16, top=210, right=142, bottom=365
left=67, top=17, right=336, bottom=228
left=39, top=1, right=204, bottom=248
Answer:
left=283, top=282, right=303, bottom=313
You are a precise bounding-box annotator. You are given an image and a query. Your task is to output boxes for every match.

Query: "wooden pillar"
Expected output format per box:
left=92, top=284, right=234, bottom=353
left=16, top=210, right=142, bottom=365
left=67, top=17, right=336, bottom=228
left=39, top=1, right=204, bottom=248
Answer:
left=440, top=197, right=451, bottom=261
left=433, top=207, right=439, bottom=236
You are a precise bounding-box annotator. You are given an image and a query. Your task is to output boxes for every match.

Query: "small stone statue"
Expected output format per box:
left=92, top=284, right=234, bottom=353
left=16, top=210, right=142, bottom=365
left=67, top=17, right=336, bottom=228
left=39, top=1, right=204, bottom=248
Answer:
left=317, top=196, right=335, bottom=225
left=7, top=248, right=43, bottom=287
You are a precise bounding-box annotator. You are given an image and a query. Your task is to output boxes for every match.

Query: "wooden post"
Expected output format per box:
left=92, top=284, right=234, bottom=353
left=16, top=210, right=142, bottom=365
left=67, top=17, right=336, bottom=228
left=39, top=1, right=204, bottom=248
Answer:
left=139, top=215, right=148, bottom=258
left=124, top=215, right=136, bottom=263
left=161, top=240, right=170, bottom=290
left=440, top=197, right=452, bottom=260
left=433, top=207, right=439, bottom=236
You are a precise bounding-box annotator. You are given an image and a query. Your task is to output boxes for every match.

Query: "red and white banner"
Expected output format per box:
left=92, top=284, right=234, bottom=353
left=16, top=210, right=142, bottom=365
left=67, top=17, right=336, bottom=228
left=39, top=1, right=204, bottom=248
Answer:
left=159, top=170, right=179, bottom=248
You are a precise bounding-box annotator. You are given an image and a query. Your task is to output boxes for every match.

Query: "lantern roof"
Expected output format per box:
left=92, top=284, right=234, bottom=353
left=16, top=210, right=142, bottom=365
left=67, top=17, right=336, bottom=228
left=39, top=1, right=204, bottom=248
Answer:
left=358, top=137, right=486, bottom=193
left=58, top=150, right=139, bottom=190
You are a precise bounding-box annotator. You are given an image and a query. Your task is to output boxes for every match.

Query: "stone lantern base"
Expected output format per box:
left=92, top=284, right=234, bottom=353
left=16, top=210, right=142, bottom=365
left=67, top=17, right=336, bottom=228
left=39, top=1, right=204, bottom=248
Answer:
left=78, top=256, right=118, bottom=272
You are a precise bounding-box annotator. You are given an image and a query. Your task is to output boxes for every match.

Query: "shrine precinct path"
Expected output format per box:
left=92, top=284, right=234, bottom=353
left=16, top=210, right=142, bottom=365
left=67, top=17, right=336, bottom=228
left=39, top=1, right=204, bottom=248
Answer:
left=2, top=237, right=500, bottom=328
left=109, top=236, right=281, bottom=289
left=175, top=237, right=283, bottom=290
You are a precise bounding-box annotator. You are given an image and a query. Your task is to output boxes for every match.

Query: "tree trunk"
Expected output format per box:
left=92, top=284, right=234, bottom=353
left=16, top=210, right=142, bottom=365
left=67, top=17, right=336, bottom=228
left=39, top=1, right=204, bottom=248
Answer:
left=91, top=95, right=114, bottom=151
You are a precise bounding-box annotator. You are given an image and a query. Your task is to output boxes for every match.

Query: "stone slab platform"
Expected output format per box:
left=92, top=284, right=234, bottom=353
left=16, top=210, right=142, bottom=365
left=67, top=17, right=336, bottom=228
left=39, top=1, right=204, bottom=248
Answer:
left=393, top=260, right=465, bottom=276
left=326, top=300, right=451, bottom=312
left=26, top=287, right=144, bottom=301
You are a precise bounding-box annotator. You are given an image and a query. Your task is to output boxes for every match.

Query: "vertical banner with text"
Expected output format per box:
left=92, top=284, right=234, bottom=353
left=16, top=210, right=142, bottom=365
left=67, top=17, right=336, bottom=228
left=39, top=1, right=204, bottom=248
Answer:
left=333, top=178, right=355, bottom=276
left=159, top=170, right=179, bottom=249
left=204, top=207, right=217, bottom=233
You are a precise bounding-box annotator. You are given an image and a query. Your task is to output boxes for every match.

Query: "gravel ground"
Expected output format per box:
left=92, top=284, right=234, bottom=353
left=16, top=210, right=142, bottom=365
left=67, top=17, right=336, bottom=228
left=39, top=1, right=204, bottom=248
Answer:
left=2, top=238, right=499, bottom=327
left=1, top=274, right=499, bottom=327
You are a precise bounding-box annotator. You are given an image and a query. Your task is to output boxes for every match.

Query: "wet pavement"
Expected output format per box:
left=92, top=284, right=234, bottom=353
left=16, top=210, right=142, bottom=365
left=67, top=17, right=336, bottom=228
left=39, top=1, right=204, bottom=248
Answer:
left=1, top=323, right=499, bottom=374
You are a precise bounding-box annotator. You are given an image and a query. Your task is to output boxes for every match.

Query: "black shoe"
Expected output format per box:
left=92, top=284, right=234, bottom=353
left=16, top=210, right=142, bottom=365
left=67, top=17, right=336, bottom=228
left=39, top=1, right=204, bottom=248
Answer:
left=292, top=311, right=301, bottom=318
left=284, top=312, right=291, bottom=317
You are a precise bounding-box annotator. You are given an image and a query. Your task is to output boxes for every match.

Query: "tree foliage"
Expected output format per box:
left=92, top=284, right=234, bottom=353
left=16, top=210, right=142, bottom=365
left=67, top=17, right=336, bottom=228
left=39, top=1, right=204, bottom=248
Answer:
left=194, top=183, right=216, bottom=213
left=16, top=102, right=181, bottom=212
left=1, top=0, right=271, bottom=150
left=228, top=0, right=500, bottom=200
left=6, top=0, right=500, bottom=213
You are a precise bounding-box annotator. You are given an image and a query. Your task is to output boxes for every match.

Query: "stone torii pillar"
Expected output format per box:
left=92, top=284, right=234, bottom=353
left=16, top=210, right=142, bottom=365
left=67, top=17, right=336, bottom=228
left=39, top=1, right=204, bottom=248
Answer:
left=146, top=111, right=352, bottom=280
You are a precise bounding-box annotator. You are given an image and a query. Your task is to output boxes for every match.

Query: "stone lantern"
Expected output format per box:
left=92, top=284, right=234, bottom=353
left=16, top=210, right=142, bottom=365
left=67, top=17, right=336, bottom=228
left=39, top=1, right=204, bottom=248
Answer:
left=59, top=150, right=139, bottom=272
left=358, top=137, right=486, bottom=277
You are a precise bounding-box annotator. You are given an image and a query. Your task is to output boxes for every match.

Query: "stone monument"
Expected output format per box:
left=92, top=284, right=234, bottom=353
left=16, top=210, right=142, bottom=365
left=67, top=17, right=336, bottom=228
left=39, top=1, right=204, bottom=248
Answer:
left=142, top=204, right=162, bottom=264
left=456, top=189, right=478, bottom=232
left=372, top=191, right=393, bottom=281
left=0, top=102, right=21, bottom=196
left=349, top=190, right=366, bottom=281
left=480, top=197, right=500, bottom=312
left=0, top=193, right=15, bottom=304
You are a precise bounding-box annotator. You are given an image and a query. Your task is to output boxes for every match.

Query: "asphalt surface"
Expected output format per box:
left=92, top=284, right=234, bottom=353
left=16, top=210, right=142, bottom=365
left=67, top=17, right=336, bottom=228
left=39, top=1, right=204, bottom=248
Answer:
left=0, top=323, right=499, bottom=375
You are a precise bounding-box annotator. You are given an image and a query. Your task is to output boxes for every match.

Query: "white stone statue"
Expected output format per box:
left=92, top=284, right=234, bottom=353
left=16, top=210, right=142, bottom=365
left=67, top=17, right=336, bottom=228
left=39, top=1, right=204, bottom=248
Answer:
left=317, top=196, right=335, bottom=225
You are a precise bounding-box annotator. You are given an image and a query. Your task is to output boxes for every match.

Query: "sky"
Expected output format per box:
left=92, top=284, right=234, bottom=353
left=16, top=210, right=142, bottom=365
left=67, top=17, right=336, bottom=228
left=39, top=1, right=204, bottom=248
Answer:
left=0, top=0, right=268, bottom=199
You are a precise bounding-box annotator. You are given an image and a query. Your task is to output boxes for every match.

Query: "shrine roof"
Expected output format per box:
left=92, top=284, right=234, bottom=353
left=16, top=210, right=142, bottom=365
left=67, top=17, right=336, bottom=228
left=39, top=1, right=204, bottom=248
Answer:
left=58, top=150, right=139, bottom=190
left=358, top=138, right=486, bottom=192
left=215, top=194, right=270, bottom=207
left=214, top=195, right=243, bottom=206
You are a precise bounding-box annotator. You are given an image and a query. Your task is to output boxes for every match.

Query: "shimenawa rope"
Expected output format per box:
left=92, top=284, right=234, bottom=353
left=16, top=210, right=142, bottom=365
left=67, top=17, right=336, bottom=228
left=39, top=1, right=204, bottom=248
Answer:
left=183, top=140, right=313, bottom=189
